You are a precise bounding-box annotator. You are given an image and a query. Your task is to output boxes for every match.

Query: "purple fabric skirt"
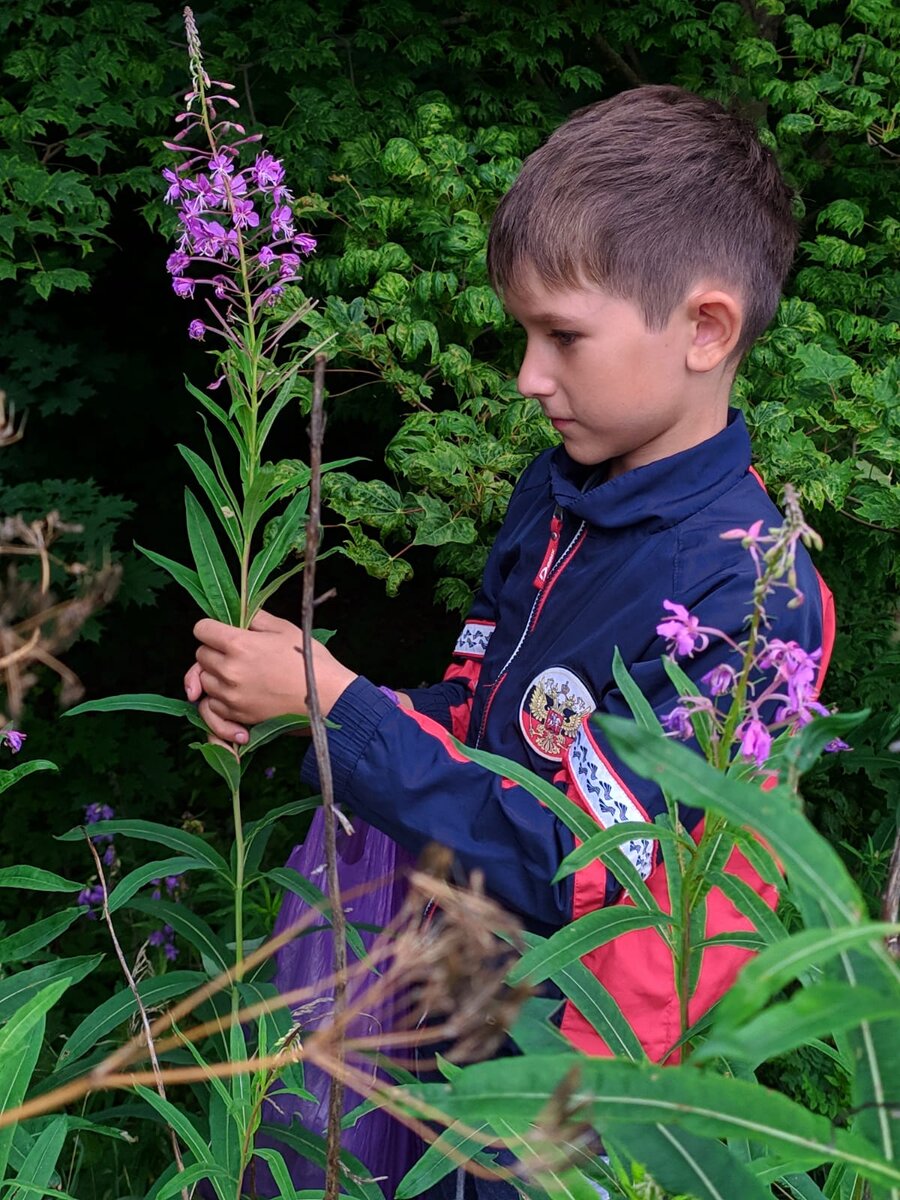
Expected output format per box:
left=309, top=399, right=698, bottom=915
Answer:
left=254, top=810, right=424, bottom=1196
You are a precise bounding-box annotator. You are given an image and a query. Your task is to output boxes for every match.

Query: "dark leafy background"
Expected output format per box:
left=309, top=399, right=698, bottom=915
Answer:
left=0, top=2, right=897, bottom=1150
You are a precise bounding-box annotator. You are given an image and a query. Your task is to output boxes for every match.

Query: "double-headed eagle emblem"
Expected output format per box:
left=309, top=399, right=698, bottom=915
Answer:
left=524, top=674, right=591, bottom=758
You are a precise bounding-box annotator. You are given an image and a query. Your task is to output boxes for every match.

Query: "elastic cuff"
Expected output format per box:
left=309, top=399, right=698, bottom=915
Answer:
left=300, top=675, right=398, bottom=798
left=401, top=683, right=462, bottom=731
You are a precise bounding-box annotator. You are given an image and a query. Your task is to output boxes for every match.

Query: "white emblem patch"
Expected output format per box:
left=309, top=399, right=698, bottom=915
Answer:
left=519, top=666, right=595, bottom=761
left=454, top=620, right=495, bottom=659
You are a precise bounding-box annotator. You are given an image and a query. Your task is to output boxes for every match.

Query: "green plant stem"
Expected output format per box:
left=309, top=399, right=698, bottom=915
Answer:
left=232, top=780, right=246, bottom=980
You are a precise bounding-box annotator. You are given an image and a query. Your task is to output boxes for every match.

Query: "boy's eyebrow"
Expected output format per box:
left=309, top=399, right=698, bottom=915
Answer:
left=509, top=310, right=583, bottom=325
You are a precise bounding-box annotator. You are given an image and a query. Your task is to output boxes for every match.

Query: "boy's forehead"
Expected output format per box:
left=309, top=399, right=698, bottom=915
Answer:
left=502, top=270, right=615, bottom=320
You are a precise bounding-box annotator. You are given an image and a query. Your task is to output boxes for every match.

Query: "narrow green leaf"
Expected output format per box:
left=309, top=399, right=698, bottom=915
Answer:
left=455, top=742, right=599, bottom=841
left=661, top=656, right=715, bottom=758
left=9, top=1115, right=68, bottom=1195
left=610, top=1122, right=771, bottom=1200
left=247, top=559, right=306, bottom=613
left=134, top=543, right=211, bottom=612
left=257, top=1121, right=386, bottom=1200
left=0, top=866, right=81, bottom=893
left=57, top=971, right=206, bottom=1066
left=611, top=647, right=663, bottom=733
left=153, top=1163, right=234, bottom=1200
left=242, top=713, right=310, bottom=754
left=717, top=922, right=900, bottom=1027
left=56, top=818, right=228, bottom=874
left=266, top=867, right=371, bottom=963
left=710, top=869, right=788, bottom=945
left=184, top=487, right=240, bottom=624
left=698, top=983, right=899, bottom=1066
left=184, top=376, right=248, bottom=477
left=191, top=741, right=242, bottom=791
left=518, top=932, right=644, bottom=1061
left=245, top=796, right=321, bottom=846
left=0, top=909, right=82, bottom=965
left=783, top=709, right=870, bottom=775
left=106, top=856, right=207, bottom=915
left=553, top=820, right=670, bottom=882
left=0, top=979, right=71, bottom=1180
left=65, top=693, right=207, bottom=730
left=396, top=1120, right=493, bottom=1197
left=252, top=1149, right=306, bottom=1200
left=133, top=1085, right=221, bottom=1184
left=508, top=908, right=671, bottom=986
left=246, top=489, right=309, bottom=606
left=126, top=898, right=231, bottom=974
left=598, top=716, right=867, bottom=925
left=0, top=762, right=57, bottom=795
left=177, top=443, right=242, bottom=553
left=411, top=1054, right=900, bottom=1190
left=0, top=955, right=103, bottom=1022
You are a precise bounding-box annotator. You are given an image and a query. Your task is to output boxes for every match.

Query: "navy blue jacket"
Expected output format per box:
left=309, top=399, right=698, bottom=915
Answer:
left=302, top=410, right=831, bottom=937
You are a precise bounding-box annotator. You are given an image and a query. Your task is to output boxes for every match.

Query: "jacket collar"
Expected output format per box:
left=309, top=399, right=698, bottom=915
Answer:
left=549, top=408, right=752, bottom=532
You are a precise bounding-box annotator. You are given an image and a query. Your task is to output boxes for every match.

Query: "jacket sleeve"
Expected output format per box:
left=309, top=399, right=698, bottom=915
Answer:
left=302, top=675, right=577, bottom=928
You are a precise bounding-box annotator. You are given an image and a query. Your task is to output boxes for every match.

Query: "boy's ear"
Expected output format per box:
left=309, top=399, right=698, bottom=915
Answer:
left=684, top=288, right=743, bottom=372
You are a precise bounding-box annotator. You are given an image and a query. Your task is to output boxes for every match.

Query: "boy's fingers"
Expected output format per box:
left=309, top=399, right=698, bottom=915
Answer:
left=198, top=697, right=249, bottom=745
left=193, top=618, right=239, bottom=650
left=196, top=646, right=231, bottom=677
left=184, top=662, right=202, bottom=701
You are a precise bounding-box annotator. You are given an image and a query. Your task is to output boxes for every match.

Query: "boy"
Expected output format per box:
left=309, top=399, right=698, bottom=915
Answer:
left=186, top=84, right=833, bottom=1188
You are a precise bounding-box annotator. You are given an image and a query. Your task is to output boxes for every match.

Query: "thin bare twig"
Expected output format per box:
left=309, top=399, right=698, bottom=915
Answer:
left=302, top=352, right=346, bottom=1200
left=83, top=833, right=189, bottom=1197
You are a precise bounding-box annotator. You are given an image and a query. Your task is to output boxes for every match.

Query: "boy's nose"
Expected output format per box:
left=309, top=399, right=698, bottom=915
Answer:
left=517, top=342, right=555, bottom=400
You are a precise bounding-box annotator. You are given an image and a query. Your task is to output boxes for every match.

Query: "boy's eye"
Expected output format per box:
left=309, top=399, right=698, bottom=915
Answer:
left=550, top=330, right=579, bottom=347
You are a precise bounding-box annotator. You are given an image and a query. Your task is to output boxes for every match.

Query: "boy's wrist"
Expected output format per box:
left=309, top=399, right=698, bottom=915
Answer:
left=318, top=667, right=359, bottom=717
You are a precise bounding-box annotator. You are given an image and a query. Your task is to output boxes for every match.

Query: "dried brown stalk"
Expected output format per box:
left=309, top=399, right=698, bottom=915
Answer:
left=0, top=511, right=120, bottom=721
left=83, top=834, right=190, bottom=1198
left=0, top=863, right=532, bottom=1188
left=300, top=352, right=346, bottom=1200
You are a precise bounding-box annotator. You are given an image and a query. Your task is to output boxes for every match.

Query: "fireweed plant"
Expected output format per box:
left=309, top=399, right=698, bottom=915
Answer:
left=57, top=12, right=361, bottom=1192
left=461, top=496, right=857, bottom=1059
left=68, top=8, right=346, bottom=966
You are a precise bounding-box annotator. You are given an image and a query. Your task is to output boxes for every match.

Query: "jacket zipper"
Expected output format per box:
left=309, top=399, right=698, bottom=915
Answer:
left=474, top=507, right=585, bottom=748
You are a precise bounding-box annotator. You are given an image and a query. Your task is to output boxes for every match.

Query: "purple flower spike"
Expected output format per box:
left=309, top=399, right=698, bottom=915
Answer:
left=257, top=245, right=277, bottom=267
left=657, top=600, right=710, bottom=658
left=164, top=943, right=179, bottom=961
left=738, top=718, right=772, bottom=767
left=701, top=663, right=736, bottom=697
left=188, top=319, right=206, bottom=340
left=3, top=729, right=26, bottom=753
left=172, top=277, right=195, bottom=298
left=294, top=233, right=317, bottom=256
left=148, top=929, right=166, bottom=947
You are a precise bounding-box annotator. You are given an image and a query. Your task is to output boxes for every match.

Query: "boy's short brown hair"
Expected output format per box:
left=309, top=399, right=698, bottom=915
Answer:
left=487, top=85, right=797, bottom=358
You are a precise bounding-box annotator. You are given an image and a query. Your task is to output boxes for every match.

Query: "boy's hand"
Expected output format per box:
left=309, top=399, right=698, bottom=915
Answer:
left=184, top=609, right=358, bottom=744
